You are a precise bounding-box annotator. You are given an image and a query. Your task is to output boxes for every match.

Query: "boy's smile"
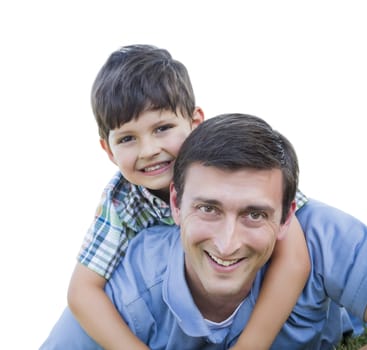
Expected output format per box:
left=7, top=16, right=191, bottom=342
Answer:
left=102, top=108, right=203, bottom=195
left=138, top=159, right=173, bottom=176
left=139, top=161, right=172, bottom=174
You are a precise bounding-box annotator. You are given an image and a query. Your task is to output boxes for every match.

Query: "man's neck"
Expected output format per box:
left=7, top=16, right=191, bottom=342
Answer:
left=195, top=294, right=245, bottom=323
left=185, top=267, right=252, bottom=323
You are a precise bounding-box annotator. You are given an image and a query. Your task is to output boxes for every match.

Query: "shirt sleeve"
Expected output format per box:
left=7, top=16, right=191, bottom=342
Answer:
left=77, top=190, right=132, bottom=280
left=297, top=199, right=367, bottom=321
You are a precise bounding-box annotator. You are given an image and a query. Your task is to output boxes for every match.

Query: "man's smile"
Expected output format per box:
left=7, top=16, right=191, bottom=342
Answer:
left=206, top=251, right=244, bottom=267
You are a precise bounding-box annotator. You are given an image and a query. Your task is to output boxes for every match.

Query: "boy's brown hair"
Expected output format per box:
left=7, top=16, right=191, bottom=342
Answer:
left=91, top=44, right=196, bottom=141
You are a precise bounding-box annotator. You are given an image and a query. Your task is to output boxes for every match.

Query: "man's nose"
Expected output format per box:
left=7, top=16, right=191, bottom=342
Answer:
left=214, top=219, right=242, bottom=256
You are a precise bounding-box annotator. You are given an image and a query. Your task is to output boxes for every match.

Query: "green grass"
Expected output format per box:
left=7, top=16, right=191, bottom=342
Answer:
left=336, top=327, right=367, bottom=349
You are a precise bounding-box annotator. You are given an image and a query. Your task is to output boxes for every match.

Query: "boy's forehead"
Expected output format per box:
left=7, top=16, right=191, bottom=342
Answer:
left=135, top=108, right=182, bottom=122
left=138, top=107, right=188, bottom=119
left=142, top=107, right=178, bottom=117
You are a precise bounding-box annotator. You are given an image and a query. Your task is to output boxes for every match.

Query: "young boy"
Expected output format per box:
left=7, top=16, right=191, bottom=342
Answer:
left=41, top=44, right=310, bottom=350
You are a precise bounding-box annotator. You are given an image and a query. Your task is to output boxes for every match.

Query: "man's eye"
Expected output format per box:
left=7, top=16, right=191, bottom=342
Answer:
left=249, top=211, right=267, bottom=221
left=198, top=205, right=216, bottom=214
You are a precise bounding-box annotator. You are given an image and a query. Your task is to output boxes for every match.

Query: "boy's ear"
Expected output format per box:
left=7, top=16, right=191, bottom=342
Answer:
left=191, top=107, right=205, bottom=129
left=169, top=182, right=181, bottom=225
left=277, top=200, right=297, bottom=240
left=99, top=139, right=117, bottom=165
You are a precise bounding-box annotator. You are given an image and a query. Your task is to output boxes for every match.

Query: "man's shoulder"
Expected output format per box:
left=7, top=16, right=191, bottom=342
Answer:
left=293, top=198, right=367, bottom=324
left=296, top=198, right=365, bottom=236
left=106, top=225, right=180, bottom=306
left=130, top=224, right=180, bottom=249
left=296, top=198, right=367, bottom=271
left=124, top=224, right=180, bottom=277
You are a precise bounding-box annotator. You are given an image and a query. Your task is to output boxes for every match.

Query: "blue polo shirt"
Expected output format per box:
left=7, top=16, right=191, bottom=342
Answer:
left=40, top=199, right=367, bottom=349
left=105, top=199, right=367, bottom=349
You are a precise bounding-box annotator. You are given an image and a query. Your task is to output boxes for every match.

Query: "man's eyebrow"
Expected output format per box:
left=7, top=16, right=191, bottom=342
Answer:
left=192, top=197, right=222, bottom=206
left=239, top=205, right=276, bottom=218
left=192, top=198, right=275, bottom=213
left=244, top=205, right=275, bottom=213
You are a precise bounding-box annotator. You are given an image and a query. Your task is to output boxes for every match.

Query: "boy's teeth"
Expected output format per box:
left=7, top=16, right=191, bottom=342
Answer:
left=208, top=252, right=239, bottom=267
left=144, top=163, right=165, bottom=172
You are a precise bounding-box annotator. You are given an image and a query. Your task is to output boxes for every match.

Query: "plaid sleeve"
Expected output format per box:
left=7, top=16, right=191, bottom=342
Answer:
left=77, top=192, right=132, bottom=280
left=295, top=189, right=308, bottom=211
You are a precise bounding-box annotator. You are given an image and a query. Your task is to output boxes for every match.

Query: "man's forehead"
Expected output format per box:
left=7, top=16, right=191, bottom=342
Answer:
left=183, top=164, right=283, bottom=199
left=184, top=163, right=282, bottom=180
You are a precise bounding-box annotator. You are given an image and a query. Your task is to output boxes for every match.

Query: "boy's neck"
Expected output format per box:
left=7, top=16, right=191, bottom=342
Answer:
left=150, top=189, right=170, bottom=204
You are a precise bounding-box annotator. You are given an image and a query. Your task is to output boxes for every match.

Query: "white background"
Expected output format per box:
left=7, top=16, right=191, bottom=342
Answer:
left=1, top=1, right=366, bottom=348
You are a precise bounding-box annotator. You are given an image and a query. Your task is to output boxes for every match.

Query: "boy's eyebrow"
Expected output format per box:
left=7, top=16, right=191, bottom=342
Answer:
left=109, top=129, right=131, bottom=137
left=155, top=113, right=180, bottom=122
left=117, top=114, right=179, bottom=132
left=152, top=115, right=178, bottom=124
left=115, top=119, right=173, bottom=133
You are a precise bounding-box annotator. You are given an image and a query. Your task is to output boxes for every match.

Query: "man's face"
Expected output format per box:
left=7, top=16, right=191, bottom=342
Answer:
left=170, top=164, right=294, bottom=301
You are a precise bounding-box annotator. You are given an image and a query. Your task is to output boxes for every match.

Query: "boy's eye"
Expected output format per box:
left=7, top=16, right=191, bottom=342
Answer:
left=155, top=124, right=173, bottom=133
left=119, top=135, right=134, bottom=144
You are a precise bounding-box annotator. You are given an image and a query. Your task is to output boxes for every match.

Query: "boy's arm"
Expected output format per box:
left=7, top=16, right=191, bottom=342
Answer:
left=231, top=216, right=310, bottom=350
left=68, top=263, right=149, bottom=350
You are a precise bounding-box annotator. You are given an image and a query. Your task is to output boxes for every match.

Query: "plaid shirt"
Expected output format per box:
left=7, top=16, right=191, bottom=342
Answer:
left=78, top=171, right=308, bottom=280
left=78, top=171, right=174, bottom=279
left=295, top=189, right=308, bottom=210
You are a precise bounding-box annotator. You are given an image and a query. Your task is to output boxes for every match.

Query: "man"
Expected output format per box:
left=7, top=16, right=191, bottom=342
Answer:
left=42, top=113, right=367, bottom=349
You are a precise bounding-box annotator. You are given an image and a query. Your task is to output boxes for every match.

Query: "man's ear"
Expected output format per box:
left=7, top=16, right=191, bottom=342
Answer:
left=100, top=139, right=117, bottom=165
left=191, top=107, right=205, bottom=130
left=169, top=182, right=181, bottom=225
left=278, top=200, right=297, bottom=240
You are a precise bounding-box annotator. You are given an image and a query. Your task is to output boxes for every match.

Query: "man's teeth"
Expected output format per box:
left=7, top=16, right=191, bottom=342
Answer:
left=144, top=163, right=167, bottom=172
left=208, top=252, right=239, bottom=267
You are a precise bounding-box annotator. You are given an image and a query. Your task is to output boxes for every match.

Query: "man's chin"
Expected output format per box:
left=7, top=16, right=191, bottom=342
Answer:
left=203, top=283, right=244, bottom=299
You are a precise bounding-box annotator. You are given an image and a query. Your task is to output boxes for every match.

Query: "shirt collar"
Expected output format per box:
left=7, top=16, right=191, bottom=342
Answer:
left=109, top=172, right=174, bottom=230
left=138, top=185, right=174, bottom=225
left=162, top=227, right=264, bottom=344
left=162, top=233, right=211, bottom=337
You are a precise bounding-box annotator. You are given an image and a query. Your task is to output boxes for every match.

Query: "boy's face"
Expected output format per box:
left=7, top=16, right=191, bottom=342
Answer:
left=170, top=164, right=295, bottom=302
left=102, top=108, right=203, bottom=193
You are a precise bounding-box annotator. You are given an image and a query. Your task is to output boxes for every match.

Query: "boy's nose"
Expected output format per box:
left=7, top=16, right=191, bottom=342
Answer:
left=139, top=138, right=161, bottom=158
